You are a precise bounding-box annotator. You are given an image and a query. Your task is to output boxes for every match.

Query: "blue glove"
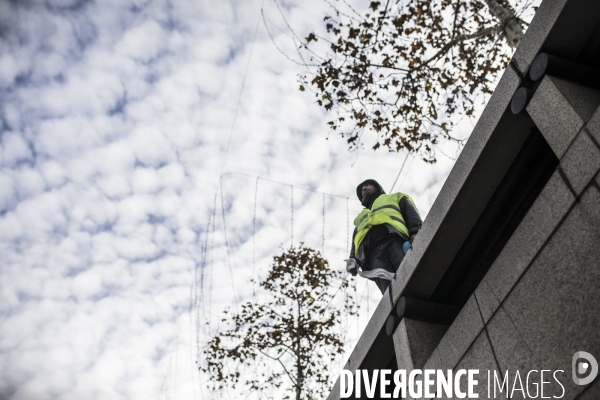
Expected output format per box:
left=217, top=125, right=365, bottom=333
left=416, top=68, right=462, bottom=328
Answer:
left=403, top=241, right=411, bottom=254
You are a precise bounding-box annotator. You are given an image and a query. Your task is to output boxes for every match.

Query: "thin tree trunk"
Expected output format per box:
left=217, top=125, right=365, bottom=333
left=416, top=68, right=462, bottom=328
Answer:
left=295, top=299, right=302, bottom=400
left=296, top=340, right=301, bottom=400
left=484, top=0, right=524, bottom=47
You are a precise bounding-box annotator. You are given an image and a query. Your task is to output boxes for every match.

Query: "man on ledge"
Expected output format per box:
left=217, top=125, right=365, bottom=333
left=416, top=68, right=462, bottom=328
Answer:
left=346, top=179, right=422, bottom=294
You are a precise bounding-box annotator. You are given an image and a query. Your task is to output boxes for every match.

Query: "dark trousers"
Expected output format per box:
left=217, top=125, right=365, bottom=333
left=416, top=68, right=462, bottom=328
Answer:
left=363, top=235, right=405, bottom=294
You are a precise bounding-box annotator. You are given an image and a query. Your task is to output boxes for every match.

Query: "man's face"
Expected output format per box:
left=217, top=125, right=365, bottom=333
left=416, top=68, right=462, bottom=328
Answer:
left=361, top=184, right=376, bottom=201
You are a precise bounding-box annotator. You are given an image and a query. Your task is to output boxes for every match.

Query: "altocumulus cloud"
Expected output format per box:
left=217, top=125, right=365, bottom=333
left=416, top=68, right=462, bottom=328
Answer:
left=0, top=0, right=467, bottom=399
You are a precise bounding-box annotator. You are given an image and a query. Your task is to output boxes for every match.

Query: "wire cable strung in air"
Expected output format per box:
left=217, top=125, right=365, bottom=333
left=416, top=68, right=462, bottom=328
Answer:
left=182, top=195, right=216, bottom=400
left=203, top=170, right=377, bottom=398
left=397, top=153, right=415, bottom=190
left=218, top=173, right=355, bottom=304
left=355, top=273, right=360, bottom=337
left=219, top=2, right=263, bottom=176
left=199, top=169, right=366, bottom=398
left=207, top=195, right=217, bottom=338
left=160, top=342, right=201, bottom=400
left=291, top=185, right=294, bottom=246
left=211, top=173, right=354, bottom=321
left=323, top=273, right=350, bottom=310
left=188, top=322, right=198, bottom=400
left=220, top=174, right=358, bottom=307
left=340, top=279, right=369, bottom=342
left=200, top=0, right=263, bottom=347
left=306, top=272, right=359, bottom=372
left=198, top=202, right=213, bottom=338
left=322, top=193, right=326, bottom=252
left=221, top=172, right=351, bottom=199
left=206, top=169, right=353, bottom=334
left=220, top=178, right=240, bottom=312
left=189, top=1, right=264, bottom=396
left=217, top=172, right=357, bottom=315
left=194, top=194, right=216, bottom=356
left=346, top=198, right=349, bottom=257
left=188, top=260, right=199, bottom=379
left=253, top=177, right=259, bottom=300
left=193, top=196, right=217, bottom=400
left=389, top=151, right=410, bottom=193
left=188, top=212, right=209, bottom=400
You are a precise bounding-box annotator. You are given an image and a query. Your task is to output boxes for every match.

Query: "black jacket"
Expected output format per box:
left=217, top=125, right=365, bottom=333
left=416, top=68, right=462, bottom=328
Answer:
left=349, top=181, right=422, bottom=265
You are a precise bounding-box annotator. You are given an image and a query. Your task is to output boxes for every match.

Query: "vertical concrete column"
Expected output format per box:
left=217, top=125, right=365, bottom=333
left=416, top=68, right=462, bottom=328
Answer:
left=392, top=318, right=448, bottom=399
left=392, top=319, right=414, bottom=372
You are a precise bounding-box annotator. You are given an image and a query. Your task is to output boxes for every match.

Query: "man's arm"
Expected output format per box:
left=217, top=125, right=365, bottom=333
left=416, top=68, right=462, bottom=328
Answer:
left=347, top=227, right=358, bottom=276
left=349, top=227, right=357, bottom=260
left=400, top=197, right=422, bottom=241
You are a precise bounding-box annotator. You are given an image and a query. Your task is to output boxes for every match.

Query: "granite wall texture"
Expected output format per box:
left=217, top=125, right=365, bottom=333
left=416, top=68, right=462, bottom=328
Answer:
left=326, top=1, right=600, bottom=398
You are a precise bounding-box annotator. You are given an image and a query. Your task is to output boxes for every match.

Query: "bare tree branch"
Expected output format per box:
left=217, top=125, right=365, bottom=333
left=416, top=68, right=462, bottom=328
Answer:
left=294, top=0, right=534, bottom=162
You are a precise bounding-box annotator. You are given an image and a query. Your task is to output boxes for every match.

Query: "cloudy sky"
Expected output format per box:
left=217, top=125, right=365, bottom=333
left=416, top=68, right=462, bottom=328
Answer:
left=0, top=0, right=508, bottom=399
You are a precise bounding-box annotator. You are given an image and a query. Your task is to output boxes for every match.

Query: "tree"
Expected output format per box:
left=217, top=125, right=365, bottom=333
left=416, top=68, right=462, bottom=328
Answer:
left=296, top=0, right=537, bottom=162
left=203, top=245, right=357, bottom=400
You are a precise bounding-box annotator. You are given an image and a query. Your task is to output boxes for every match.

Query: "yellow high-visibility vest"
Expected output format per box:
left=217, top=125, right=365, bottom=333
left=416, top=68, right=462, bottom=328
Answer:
left=353, top=193, right=413, bottom=258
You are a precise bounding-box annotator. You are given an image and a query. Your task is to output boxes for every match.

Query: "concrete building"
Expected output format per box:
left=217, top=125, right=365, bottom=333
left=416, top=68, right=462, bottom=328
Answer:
left=327, top=0, right=600, bottom=398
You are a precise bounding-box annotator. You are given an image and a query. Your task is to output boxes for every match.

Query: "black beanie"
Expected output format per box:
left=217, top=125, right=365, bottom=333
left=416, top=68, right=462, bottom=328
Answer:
left=356, top=179, right=385, bottom=203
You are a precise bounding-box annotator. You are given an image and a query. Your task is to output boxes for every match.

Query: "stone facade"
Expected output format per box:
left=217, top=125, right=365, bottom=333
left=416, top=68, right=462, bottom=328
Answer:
left=327, top=1, right=600, bottom=399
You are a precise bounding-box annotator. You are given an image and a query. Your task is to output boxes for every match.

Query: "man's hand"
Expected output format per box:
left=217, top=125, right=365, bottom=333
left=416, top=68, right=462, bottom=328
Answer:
left=345, top=258, right=358, bottom=276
